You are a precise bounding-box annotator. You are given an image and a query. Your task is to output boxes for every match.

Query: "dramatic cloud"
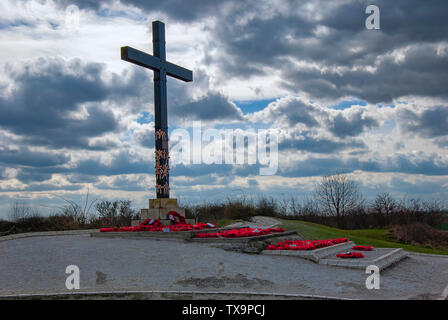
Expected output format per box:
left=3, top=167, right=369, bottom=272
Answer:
left=170, top=92, right=244, bottom=121
left=279, top=135, right=366, bottom=154
left=328, top=111, right=379, bottom=138
left=0, top=147, right=69, bottom=167
left=399, top=106, right=448, bottom=138
left=0, top=0, right=447, bottom=215
left=0, top=57, right=152, bottom=149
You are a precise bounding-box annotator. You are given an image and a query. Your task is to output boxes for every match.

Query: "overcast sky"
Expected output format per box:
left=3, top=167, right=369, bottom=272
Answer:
left=0, top=0, right=447, bottom=217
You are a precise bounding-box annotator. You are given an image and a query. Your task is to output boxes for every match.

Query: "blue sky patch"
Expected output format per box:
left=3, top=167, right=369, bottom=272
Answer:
left=137, top=112, right=153, bottom=124
left=330, top=100, right=367, bottom=110
left=233, top=98, right=278, bottom=114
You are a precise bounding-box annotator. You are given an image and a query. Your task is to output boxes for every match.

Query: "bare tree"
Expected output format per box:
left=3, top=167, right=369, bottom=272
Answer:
left=373, top=192, right=397, bottom=215
left=8, top=201, right=40, bottom=221
left=314, top=173, right=362, bottom=227
left=51, top=189, right=98, bottom=226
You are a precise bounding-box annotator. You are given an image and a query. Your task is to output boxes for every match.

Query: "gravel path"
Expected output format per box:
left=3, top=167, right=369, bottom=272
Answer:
left=1, top=233, right=447, bottom=299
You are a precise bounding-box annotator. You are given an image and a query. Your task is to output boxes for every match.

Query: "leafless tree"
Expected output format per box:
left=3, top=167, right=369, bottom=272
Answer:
left=314, top=173, right=362, bottom=227
left=51, top=189, right=98, bottom=226
left=373, top=192, right=397, bottom=215
left=8, top=201, right=36, bottom=221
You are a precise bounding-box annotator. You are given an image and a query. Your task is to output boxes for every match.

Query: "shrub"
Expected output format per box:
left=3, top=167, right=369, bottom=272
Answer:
left=224, top=201, right=255, bottom=221
left=391, top=223, right=448, bottom=249
left=255, top=196, right=277, bottom=217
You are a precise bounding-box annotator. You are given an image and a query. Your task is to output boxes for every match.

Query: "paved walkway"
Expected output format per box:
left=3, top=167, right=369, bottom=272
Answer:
left=227, top=216, right=281, bottom=229
left=1, top=232, right=447, bottom=299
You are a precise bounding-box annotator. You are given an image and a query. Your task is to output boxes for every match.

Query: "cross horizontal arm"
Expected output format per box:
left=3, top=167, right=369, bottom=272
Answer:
left=166, top=62, right=193, bottom=82
left=121, top=46, right=162, bottom=71
left=121, top=46, right=193, bottom=82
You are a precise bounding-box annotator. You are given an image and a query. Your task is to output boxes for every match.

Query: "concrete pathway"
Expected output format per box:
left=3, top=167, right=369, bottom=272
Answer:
left=1, top=233, right=447, bottom=299
left=227, top=216, right=281, bottom=229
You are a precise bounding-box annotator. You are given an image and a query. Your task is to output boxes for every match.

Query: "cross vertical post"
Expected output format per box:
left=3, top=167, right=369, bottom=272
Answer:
left=153, top=21, right=169, bottom=198
left=121, top=21, right=193, bottom=199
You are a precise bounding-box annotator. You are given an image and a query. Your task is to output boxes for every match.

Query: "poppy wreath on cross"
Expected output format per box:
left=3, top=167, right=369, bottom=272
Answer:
left=352, top=245, right=375, bottom=251
left=99, top=209, right=217, bottom=232
left=336, top=252, right=364, bottom=259
left=167, top=211, right=186, bottom=225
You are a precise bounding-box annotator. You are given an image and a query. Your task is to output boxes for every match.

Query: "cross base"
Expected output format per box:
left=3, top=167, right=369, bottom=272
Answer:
left=131, top=198, right=194, bottom=226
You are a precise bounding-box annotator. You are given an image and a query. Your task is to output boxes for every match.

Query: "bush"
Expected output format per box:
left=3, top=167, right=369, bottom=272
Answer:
left=224, top=201, right=255, bottom=221
left=391, top=223, right=448, bottom=249
left=93, top=200, right=138, bottom=227
left=255, top=197, right=277, bottom=217
left=0, top=219, right=15, bottom=234
left=46, top=215, right=78, bottom=230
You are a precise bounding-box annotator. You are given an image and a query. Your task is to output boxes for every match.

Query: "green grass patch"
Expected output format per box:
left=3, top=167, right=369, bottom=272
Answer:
left=279, top=219, right=448, bottom=256
left=439, top=222, right=448, bottom=231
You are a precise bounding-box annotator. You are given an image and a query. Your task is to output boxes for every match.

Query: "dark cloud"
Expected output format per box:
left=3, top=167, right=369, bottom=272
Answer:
left=172, top=163, right=233, bottom=178
left=389, top=177, right=447, bottom=196
left=96, top=176, right=147, bottom=192
left=16, top=171, right=53, bottom=184
left=0, top=167, right=7, bottom=180
left=258, top=98, right=321, bottom=127
left=203, top=1, right=448, bottom=103
left=399, top=106, right=448, bottom=138
left=281, top=43, right=448, bottom=103
left=279, top=135, right=366, bottom=153
left=170, top=93, right=244, bottom=121
left=172, top=175, right=222, bottom=187
left=68, top=151, right=152, bottom=176
left=434, top=137, right=448, bottom=148
left=0, top=58, right=150, bottom=150
left=247, top=179, right=259, bottom=187
left=55, top=0, right=231, bottom=22
left=66, top=174, right=100, bottom=184
left=133, top=126, right=155, bottom=148
left=281, top=154, right=448, bottom=178
left=258, top=97, right=379, bottom=139
left=0, top=147, right=69, bottom=167
left=328, top=112, right=379, bottom=138
left=51, top=0, right=448, bottom=104
left=0, top=183, right=83, bottom=192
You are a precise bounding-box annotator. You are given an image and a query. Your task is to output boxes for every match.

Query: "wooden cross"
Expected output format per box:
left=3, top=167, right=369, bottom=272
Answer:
left=121, top=21, right=193, bottom=198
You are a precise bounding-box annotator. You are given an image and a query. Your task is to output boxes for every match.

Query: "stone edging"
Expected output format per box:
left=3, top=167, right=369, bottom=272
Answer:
left=0, top=229, right=99, bottom=243
left=406, top=252, right=448, bottom=258
left=91, top=226, right=253, bottom=240
left=261, top=241, right=355, bottom=262
left=189, top=231, right=298, bottom=243
left=0, top=289, right=353, bottom=300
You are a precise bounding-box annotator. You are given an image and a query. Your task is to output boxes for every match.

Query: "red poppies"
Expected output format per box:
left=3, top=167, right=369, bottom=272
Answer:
left=194, top=227, right=285, bottom=238
left=265, top=238, right=348, bottom=251
left=99, top=212, right=217, bottom=233
left=352, top=245, right=375, bottom=251
left=336, top=252, right=364, bottom=259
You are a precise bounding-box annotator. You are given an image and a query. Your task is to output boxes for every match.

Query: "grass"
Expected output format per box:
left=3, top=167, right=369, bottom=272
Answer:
left=440, top=222, right=448, bottom=231
left=278, top=219, right=448, bottom=256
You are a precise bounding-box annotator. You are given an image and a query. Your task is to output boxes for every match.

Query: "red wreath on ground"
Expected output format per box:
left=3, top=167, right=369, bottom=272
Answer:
left=352, top=245, right=374, bottom=251
left=336, top=252, right=364, bottom=259
left=194, top=227, right=285, bottom=239
left=265, top=238, right=348, bottom=251
left=99, top=211, right=217, bottom=233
